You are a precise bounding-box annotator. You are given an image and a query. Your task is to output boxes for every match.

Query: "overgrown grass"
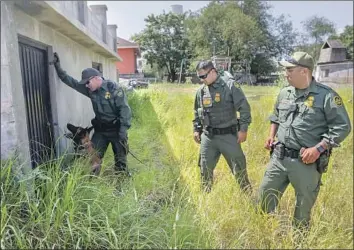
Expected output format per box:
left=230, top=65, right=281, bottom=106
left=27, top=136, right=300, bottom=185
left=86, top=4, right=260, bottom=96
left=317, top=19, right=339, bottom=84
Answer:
left=1, top=84, right=352, bottom=249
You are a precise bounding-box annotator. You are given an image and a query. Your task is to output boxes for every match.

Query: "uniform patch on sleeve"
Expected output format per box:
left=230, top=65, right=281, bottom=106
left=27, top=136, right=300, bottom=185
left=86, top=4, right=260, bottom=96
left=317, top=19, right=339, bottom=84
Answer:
left=334, top=96, right=342, bottom=106
left=117, top=90, right=123, bottom=97
left=233, top=82, right=241, bottom=88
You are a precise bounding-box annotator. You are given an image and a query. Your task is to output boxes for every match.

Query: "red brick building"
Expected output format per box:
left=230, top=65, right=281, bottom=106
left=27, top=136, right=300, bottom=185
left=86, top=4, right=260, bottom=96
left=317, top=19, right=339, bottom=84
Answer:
left=116, top=37, right=141, bottom=77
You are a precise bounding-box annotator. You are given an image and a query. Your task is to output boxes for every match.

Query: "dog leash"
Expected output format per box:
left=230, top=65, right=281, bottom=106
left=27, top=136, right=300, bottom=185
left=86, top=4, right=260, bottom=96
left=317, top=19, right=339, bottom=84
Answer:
left=119, top=141, right=145, bottom=165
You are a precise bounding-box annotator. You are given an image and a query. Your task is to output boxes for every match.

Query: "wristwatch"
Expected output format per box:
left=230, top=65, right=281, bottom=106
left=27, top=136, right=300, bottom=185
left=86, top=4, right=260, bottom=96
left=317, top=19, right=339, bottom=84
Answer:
left=316, top=145, right=326, bottom=154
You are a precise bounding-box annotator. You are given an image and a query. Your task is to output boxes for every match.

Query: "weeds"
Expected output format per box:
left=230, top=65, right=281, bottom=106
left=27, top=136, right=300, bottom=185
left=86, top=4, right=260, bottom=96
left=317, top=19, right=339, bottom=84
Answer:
left=1, top=84, right=352, bottom=249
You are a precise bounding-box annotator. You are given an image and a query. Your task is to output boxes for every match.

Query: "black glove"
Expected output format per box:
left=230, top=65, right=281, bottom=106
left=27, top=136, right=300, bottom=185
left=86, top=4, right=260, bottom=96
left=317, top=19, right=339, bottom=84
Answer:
left=53, top=52, right=60, bottom=63
left=53, top=52, right=61, bottom=68
left=118, top=131, right=128, bottom=141
left=119, top=140, right=129, bottom=155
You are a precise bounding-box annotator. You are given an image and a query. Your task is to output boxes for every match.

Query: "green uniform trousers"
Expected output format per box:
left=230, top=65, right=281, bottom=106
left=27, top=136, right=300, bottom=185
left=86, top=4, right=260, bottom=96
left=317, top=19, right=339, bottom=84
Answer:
left=200, top=133, right=251, bottom=192
left=91, top=131, right=127, bottom=172
left=258, top=154, right=322, bottom=228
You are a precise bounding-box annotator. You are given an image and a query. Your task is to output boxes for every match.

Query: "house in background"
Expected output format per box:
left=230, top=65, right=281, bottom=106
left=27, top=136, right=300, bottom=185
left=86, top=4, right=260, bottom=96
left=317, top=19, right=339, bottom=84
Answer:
left=1, top=1, right=121, bottom=169
left=116, top=37, right=142, bottom=79
left=315, top=39, right=353, bottom=84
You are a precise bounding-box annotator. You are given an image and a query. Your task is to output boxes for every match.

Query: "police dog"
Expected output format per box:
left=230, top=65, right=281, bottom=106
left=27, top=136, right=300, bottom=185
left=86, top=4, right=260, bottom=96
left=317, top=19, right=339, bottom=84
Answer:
left=65, top=123, right=101, bottom=176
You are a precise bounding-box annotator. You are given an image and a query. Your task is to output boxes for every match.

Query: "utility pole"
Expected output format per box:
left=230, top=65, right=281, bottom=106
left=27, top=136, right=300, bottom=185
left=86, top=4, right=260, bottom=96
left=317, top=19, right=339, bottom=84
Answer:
left=178, top=58, right=184, bottom=84
left=212, top=37, right=216, bottom=56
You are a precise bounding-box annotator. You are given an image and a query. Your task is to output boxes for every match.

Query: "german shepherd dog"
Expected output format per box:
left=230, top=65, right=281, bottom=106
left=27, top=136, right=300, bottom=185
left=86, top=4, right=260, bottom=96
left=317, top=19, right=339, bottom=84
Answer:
left=65, top=123, right=102, bottom=176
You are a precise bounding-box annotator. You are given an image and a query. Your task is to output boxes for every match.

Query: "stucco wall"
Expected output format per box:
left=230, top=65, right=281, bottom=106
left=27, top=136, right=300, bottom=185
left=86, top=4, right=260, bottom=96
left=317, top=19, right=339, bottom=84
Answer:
left=1, top=1, right=118, bottom=162
left=1, top=1, right=29, bottom=163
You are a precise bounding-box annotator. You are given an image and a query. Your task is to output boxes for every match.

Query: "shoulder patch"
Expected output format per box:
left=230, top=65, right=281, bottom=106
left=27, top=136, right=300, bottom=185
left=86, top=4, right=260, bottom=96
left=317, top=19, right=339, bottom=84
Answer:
left=117, top=89, right=123, bottom=97
left=333, top=95, right=343, bottom=106
left=233, top=81, right=241, bottom=88
left=112, top=88, right=123, bottom=97
left=107, top=80, right=125, bottom=98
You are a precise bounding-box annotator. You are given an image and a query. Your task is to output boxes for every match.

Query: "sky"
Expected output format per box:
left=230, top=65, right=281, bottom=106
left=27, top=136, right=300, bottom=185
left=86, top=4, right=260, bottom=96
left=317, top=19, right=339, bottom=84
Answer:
left=87, top=1, right=353, bottom=40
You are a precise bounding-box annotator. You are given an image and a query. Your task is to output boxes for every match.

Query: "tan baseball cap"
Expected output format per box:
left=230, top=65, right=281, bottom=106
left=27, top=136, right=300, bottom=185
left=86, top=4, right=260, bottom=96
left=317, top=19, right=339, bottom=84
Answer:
left=278, top=51, right=315, bottom=70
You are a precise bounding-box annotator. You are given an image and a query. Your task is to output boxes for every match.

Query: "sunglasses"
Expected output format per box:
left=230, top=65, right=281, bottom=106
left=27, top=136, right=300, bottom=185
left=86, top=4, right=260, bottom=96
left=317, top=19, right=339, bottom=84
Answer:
left=86, top=76, right=96, bottom=85
left=198, top=68, right=214, bottom=79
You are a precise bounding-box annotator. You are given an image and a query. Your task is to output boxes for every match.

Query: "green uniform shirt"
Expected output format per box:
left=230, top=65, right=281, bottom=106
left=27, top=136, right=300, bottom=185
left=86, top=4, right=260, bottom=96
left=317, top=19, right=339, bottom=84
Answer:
left=56, top=67, right=132, bottom=135
left=193, top=75, right=251, bottom=132
left=269, top=79, right=351, bottom=149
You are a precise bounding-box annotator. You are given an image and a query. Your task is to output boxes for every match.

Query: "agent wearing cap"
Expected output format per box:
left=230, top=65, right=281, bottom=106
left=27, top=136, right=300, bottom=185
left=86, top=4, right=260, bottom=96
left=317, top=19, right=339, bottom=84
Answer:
left=53, top=52, right=132, bottom=176
left=192, top=60, right=252, bottom=193
left=258, top=51, right=351, bottom=231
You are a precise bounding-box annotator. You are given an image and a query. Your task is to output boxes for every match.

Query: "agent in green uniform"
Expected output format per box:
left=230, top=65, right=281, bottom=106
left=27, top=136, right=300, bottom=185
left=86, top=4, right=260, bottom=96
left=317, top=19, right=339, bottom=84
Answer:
left=258, top=51, right=351, bottom=230
left=193, top=60, right=252, bottom=193
left=53, top=52, right=132, bottom=176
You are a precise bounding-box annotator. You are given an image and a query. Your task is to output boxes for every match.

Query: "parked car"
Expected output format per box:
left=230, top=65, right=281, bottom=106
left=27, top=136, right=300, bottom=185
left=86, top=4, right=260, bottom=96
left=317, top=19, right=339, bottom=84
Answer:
left=128, top=79, right=149, bottom=89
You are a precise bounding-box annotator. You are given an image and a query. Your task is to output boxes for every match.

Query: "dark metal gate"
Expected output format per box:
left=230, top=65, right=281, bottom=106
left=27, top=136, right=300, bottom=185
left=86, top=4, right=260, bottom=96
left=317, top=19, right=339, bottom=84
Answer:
left=18, top=36, right=54, bottom=169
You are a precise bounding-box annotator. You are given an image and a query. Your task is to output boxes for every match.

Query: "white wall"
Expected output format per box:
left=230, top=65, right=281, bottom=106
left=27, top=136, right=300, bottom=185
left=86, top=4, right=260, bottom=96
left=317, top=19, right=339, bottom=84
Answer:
left=1, top=2, right=118, bottom=161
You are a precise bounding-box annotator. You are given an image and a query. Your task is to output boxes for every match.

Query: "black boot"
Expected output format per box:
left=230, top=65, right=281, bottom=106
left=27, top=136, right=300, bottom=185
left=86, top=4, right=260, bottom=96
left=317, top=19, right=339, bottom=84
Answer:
left=114, top=164, right=131, bottom=177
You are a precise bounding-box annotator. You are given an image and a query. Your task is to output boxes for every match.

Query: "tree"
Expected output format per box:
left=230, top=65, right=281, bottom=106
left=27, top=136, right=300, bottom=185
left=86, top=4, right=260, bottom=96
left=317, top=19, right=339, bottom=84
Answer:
left=250, top=54, right=276, bottom=82
left=300, top=15, right=336, bottom=61
left=269, top=14, right=298, bottom=59
left=186, top=2, right=263, bottom=63
left=131, top=12, right=192, bottom=82
left=186, top=0, right=297, bottom=78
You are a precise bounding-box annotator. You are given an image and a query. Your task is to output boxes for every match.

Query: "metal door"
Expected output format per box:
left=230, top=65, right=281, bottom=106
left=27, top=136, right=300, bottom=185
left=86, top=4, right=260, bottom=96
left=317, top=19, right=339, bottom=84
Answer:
left=18, top=37, right=54, bottom=168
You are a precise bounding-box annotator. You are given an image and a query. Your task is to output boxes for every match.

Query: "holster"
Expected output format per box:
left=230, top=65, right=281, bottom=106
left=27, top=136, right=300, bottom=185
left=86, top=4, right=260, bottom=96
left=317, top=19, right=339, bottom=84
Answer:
left=316, top=150, right=332, bottom=174
left=91, top=118, right=119, bottom=133
left=271, top=142, right=284, bottom=160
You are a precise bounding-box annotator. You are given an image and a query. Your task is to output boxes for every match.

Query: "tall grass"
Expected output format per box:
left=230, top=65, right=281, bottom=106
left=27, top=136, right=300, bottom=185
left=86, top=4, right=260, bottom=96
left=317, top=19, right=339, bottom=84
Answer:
left=1, top=84, right=352, bottom=249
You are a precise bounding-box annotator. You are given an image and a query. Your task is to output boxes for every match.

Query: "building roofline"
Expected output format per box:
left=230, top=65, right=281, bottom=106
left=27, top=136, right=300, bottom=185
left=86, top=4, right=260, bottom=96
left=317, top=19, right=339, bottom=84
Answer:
left=117, top=37, right=139, bottom=49
left=16, top=1, right=122, bottom=61
left=317, top=60, right=353, bottom=65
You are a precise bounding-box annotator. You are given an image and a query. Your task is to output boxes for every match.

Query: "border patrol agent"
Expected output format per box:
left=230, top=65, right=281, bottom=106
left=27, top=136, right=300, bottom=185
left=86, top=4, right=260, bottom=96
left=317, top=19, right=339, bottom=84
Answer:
left=193, top=60, right=252, bottom=193
left=53, top=52, right=132, bottom=176
left=258, top=52, right=351, bottom=230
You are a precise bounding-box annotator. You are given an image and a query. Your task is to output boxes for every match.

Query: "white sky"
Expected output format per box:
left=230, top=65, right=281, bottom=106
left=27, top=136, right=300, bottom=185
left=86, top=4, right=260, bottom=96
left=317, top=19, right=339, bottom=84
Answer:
left=87, top=1, right=353, bottom=40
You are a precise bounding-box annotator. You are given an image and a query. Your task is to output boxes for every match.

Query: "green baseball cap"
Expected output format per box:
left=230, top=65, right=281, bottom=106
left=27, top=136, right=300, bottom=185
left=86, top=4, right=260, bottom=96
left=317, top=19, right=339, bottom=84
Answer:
left=78, top=68, right=102, bottom=85
left=278, top=51, right=315, bottom=70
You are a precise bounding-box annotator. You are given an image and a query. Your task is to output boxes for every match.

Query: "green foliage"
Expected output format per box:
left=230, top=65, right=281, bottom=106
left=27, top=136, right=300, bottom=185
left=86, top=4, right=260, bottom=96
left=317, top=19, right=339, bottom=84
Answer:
left=299, top=15, right=336, bottom=61
left=186, top=0, right=297, bottom=77
left=302, top=15, right=336, bottom=44
left=131, top=12, right=192, bottom=82
left=186, top=1, right=263, bottom=60
left=250, top=54, right=277, bottom=79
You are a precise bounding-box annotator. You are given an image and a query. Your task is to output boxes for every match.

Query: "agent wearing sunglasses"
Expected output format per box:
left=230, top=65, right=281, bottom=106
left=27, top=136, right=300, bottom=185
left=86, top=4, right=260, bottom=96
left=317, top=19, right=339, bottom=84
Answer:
left=193, top=60, right=252, bottom=193
left=258, top=51, right=351, bottom=231
left=52, top=52, right=132, bottom=177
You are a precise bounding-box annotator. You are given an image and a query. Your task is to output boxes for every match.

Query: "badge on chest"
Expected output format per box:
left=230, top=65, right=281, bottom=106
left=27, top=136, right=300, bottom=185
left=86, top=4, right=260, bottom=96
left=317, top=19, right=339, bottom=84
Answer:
left=304, top=95, right=314, bottom=107
left=202, top=86, right=213, bottom=107
left=202, top=92, right=221, bottom=107
left=203, top=96, right=212, bottom=107
left=105, top=91, right=111, bottom=99
left=215, top=93, right=221, bottom=102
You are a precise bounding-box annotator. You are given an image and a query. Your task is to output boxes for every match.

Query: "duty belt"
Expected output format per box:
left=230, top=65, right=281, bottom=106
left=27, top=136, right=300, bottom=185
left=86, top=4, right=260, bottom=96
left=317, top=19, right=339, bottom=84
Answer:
left=91, top=118, right=119, bottom=132
left=283, top=147, right=300, bottom=158
left=205, top=125, right=237, bottom=136
left=272, top=143, right=300, bottom=159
